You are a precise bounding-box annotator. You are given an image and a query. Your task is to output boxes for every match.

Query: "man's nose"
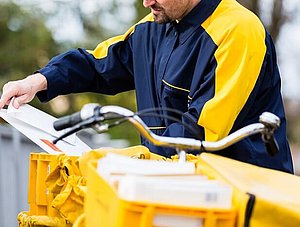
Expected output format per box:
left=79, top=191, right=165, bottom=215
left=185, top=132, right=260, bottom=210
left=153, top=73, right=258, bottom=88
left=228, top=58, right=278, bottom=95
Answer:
left=143, top=0, right=156, bottom=8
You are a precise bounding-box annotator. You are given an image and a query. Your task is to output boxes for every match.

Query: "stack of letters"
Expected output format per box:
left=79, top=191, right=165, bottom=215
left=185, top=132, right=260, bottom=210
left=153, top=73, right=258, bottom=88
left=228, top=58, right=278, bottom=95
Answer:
left=97, top=153, right=232, bottom=209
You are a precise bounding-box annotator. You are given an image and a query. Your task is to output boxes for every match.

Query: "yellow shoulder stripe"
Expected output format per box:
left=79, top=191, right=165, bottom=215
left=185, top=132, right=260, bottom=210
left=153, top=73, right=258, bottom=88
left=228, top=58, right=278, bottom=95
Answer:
left=88, top=13, right=154, bottom=59
left=199, top=0, right=266, bottom=141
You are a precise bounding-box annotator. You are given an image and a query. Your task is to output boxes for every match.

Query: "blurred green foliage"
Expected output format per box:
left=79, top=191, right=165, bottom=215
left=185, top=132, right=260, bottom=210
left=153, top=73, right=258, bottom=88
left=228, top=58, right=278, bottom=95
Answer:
left=0, top=1, right=60, bottom=123
left=0, top=2, right=59, bottom=86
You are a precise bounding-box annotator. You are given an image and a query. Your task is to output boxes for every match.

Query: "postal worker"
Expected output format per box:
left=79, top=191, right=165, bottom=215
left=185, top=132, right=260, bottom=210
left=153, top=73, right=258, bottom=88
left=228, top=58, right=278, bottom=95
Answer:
left=0, top=0, right=294, bottom=173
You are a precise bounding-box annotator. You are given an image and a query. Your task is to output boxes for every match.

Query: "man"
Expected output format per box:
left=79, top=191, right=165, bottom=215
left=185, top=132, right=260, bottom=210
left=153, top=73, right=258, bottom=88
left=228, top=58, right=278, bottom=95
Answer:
left=0, top=0, right=294, bottom=173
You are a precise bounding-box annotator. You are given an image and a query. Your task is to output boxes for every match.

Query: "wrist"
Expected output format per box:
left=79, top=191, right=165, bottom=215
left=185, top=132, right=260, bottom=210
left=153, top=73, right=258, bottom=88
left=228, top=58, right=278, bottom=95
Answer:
left=27, top=73, right=47, bottom=92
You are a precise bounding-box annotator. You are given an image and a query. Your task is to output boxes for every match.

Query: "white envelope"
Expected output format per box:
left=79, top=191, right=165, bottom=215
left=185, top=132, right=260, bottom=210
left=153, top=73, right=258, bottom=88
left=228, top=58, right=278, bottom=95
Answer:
left=0, top=101, right=91, bottom=156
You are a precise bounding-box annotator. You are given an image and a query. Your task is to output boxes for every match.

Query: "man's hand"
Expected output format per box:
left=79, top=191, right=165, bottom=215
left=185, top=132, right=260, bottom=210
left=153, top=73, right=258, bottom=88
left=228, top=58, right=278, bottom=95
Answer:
left=0, top=73, right=47, bottom=109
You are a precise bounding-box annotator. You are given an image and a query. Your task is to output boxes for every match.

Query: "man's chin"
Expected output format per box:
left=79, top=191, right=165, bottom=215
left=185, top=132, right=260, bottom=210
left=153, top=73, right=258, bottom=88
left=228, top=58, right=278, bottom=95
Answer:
left=153, top=14, right=171, bottom=24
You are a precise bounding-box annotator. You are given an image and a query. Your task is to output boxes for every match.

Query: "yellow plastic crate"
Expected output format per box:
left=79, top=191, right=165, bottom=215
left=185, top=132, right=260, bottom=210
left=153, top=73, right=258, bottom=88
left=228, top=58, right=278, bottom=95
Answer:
left=85, top=162, right=236, bottom=227
left=28, top=153, right=59, bottom=216
left=27, top=152, right=78, bottom=217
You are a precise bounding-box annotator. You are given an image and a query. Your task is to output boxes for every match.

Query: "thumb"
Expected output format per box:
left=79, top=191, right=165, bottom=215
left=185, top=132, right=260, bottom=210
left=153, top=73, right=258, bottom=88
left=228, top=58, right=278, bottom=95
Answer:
left=13, top=94, right=32, bottom=108
left=12, top=98, right=20, bottom=109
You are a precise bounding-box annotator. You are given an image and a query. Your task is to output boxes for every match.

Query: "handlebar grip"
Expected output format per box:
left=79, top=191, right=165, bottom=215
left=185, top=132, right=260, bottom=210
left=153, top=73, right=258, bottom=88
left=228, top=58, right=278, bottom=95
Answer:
left=53, top=112, right=82, bottom=131
left=263, top=135, right=279, bottom=156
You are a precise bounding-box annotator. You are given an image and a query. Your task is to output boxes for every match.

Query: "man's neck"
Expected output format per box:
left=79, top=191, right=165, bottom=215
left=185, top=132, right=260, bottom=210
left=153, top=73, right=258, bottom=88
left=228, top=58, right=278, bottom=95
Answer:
left=177, top=0, right=201, bottom=21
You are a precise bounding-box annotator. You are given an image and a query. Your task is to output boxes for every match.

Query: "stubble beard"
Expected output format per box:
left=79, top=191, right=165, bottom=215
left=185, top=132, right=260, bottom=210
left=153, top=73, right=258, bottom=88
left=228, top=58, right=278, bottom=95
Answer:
left=153, top=11, right=172, bottom=24
left=151, top=3, right=174, bottom=24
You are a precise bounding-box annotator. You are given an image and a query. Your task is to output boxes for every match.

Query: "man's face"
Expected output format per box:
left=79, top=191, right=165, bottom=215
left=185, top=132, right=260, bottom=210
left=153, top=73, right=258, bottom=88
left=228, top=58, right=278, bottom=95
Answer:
left=143, top=0, right=196, bottom=23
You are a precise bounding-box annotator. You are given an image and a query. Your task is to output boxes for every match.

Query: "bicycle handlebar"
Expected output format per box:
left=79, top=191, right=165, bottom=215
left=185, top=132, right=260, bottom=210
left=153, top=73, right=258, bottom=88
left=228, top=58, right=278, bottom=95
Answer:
left=53, top=104, right=280, bottom=156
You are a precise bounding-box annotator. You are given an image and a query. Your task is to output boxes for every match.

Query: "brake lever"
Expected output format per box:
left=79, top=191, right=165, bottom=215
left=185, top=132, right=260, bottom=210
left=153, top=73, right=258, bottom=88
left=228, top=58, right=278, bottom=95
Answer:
left=259, top=112, right=280, bottom=156
left=53, top=115, right=104, bottom=144
left=53, top=124, right=82, bottom=144
left=262, top=133, right=279, bottom=156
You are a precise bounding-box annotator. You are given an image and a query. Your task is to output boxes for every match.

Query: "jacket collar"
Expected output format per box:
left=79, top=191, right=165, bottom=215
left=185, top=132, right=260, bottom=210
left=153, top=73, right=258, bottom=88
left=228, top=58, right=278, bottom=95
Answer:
left=166, top=0, right=222, bottom=44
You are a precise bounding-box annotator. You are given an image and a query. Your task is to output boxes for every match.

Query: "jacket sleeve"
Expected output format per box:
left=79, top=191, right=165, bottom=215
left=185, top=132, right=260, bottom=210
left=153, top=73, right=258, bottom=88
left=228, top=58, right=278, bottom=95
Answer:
left=196, top=14, right=267, bottom=142
left=37, top=28, right=136, bottom=102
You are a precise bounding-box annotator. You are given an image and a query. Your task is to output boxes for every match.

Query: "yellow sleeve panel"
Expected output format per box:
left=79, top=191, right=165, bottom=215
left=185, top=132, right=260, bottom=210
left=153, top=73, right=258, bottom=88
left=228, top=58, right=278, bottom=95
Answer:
left=88, top=14, right=154, bottom=59
left=200, top=0, right=266, bottom=141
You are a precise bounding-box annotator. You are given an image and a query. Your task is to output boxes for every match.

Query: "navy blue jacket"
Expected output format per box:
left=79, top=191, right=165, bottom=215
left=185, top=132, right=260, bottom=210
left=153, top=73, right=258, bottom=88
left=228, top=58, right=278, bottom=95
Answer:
left=38, top=0, right=294, bottom=173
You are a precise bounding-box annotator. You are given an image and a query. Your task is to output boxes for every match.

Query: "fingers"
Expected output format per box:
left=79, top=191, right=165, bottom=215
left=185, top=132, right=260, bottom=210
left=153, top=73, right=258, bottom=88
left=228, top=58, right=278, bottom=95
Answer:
left=0, top=73, right=47, bottom=109
left=0, top=97, right=8, bottom=109
left=0, top=80, right=31, bottom=109
left=13, top=94, right=33, bottom=109
left=0, top=82, right=18, bottom=109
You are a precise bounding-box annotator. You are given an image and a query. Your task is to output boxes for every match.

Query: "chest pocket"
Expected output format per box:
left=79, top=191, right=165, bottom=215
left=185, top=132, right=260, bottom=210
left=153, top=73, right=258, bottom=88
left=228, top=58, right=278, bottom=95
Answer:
left=161, top=79, right=190, bottom=123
